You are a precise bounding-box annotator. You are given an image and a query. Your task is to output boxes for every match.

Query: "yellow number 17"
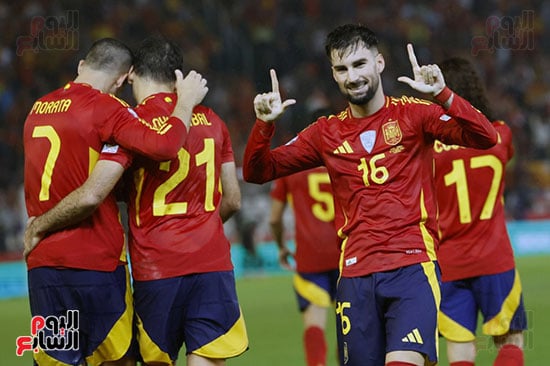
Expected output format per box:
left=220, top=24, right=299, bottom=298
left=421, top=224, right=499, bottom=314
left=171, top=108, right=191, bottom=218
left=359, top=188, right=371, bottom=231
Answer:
left=444, top=155, right=502, bottom=224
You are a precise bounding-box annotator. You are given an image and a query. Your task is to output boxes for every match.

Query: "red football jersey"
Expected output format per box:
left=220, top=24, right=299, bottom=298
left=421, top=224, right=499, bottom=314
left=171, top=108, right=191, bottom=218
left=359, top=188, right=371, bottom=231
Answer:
left=434, top=121, right=515, bottom=281
left=270, top=167, right=341, bottom=272
left=23, top=83, right=141, bottom=271
left=125, top=93, right=235, bottom=280
left=244, top=94, right=497, bottom=278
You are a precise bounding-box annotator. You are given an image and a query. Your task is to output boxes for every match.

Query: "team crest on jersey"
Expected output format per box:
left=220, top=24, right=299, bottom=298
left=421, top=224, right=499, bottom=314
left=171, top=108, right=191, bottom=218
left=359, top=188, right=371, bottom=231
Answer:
left=359, top=130, right=376, bottom=153
left=382, top=120, right=402, bottom=146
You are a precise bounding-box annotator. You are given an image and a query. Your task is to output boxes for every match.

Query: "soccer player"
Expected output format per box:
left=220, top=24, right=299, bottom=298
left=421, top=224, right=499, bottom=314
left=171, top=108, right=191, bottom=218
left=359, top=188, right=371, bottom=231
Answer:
left=243, top=24, right=497, bottom=366
left=269, top=165, right=340, bottom=366
left=121, top=35, right=248, bottom=366
left=23, top=38, right=207, bottom=366
left=434, top=57, right=527, bottom=366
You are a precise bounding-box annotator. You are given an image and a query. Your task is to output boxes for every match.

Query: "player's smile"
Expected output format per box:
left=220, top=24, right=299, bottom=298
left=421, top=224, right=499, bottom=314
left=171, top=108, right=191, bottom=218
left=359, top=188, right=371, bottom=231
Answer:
left=346, top=80, right=369, bottom=94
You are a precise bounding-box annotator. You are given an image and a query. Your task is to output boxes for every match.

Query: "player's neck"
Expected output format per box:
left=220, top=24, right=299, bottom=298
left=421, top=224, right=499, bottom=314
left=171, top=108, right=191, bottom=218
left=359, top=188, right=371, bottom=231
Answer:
left=348, top=88, right=386, bottom=118
left=134, top=78, right=174, bottom=104
left=74, top=71, right=114, bottom=94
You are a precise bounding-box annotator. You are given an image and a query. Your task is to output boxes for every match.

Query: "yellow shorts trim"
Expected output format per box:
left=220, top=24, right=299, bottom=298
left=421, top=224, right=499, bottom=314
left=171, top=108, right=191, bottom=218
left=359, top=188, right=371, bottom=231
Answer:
left=86, top=268, right=134, bottom=366
left=482, top=269, right=523, bottom=336
left=293, top=273, right=332, bottom=308
left=193, top=308, right=249, bottom=359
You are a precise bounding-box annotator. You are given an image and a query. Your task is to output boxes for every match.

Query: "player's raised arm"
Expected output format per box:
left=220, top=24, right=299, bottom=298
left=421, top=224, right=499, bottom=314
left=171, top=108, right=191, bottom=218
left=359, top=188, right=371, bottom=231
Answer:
left=254, top=69, right=296, bottom=123
left=397, top=44, right=453, bottom=106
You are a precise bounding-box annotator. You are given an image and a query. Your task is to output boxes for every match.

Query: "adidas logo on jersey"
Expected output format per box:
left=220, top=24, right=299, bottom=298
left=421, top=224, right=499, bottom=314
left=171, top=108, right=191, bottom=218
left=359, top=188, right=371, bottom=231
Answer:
left=333, top=140, right=354, bottom=154
left=401, top=328, right=424, bottom=344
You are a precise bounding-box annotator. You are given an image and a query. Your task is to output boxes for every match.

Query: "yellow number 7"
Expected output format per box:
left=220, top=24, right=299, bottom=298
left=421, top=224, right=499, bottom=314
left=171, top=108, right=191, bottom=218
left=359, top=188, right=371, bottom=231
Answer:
left=32, top=126, right=61, bottom=201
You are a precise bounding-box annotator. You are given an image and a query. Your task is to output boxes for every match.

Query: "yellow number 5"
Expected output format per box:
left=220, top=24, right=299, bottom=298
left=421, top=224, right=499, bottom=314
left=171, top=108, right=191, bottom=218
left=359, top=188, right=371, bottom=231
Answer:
left=32, top=126, right=61, bottom=201
left=307, top=172, right=334, bottom=222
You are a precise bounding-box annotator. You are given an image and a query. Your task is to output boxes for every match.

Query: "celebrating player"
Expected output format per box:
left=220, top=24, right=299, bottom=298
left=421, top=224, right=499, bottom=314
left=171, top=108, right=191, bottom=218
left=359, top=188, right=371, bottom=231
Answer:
left=123, top=35, right=248, bottom=366
left=270, top=164, right=340, bottom=366
left=434, top=57, right=527, bottom=366
left=23, top=38, right=207, bottom=366
left=243, top=23, right=497, bottom=365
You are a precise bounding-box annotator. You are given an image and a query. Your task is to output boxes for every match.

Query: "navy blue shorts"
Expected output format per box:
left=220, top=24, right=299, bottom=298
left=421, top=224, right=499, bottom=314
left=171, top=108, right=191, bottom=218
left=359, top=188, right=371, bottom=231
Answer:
left=27, top=265, right=133, bottom=366
left=293, top=269, right=339, bottom=311
left=133, top=271, right=248, bottom=363
left=336, top=262, right=440, bottom=366
left=439, top=268, right=527, bottom=342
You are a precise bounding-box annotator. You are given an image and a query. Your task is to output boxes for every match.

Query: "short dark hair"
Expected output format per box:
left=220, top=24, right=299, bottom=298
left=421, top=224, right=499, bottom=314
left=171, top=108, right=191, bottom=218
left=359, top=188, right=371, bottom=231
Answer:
left=133, top=35, right=183, bottom=84
left=85, top=38, right=133, bottom=75
left=325, top=24, right=379, bottom=59
left=439, top=57, right=495, bottom=121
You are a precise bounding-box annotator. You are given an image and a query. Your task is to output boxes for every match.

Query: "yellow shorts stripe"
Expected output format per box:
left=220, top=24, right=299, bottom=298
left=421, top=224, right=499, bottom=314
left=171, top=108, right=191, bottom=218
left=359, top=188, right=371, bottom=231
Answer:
left=86, top=267, right=134, bottom=366
left=438, top=310, right=476, bottom=342
left=482, top=269, right=523, bottom=336
left=293, top=273, right=332, bottom=308
left=421, top=261, right=441, bottom=359
left=193, top=308, right=249, bottom=359
left=136, top=314, right=172, bottom=365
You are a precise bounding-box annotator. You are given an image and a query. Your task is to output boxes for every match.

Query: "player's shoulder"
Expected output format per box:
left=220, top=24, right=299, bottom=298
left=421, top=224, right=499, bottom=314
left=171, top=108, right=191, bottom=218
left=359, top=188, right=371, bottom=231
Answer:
left=192, top=104, right=225, bottom=127
left=193, top=104, right=216, bottom=117
left=135, top=93, right=175, bottom=116
left=492, top=119, right=511, bottom=130
left=105, top=93, right=131, bottom=108
left=492, top=119, right=513, bottom=142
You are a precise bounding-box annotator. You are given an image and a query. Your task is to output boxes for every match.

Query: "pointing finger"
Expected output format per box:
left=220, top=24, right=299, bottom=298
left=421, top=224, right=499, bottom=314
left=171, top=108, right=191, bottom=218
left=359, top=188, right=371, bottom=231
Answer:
left=270, top=69, right=279, bottom=94
left=406, top=43, right=420, bottom=71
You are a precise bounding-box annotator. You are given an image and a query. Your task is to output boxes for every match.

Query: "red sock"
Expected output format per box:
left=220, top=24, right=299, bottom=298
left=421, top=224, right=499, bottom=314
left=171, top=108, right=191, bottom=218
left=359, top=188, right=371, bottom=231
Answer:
left=385, top=362, right=417, bottom=366
left=304, top=326, right=326, bottom=366
left=494, top=344, right=524, bottom=366
left=451, top=362, right=475, bottom=366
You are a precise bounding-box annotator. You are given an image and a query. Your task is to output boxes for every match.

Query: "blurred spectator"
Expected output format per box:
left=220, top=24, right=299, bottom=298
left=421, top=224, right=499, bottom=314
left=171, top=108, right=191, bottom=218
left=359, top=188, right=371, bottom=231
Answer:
left=1, top=0, right=549, bottom=255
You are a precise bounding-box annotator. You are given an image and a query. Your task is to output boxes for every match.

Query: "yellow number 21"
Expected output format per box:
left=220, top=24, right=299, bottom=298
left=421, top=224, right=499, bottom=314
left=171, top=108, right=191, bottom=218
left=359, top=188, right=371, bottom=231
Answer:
left=152, top=138, right=216, bottom=217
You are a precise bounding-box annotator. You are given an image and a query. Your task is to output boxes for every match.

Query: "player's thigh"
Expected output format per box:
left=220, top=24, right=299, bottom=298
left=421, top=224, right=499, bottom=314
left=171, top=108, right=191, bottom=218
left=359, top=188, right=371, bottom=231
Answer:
left=134, top=271, right=248, bottom=363
left=293, top=269, right=339, bottom=311
left=336, top=275, right=385, bottom=366
left=184, top=271, right=248, bottom=360
left=473, top=269, right=528, bottom=336
left=28, top=265, right=133, bottom=366
left=382, top=262, right=440, bottom=365
left=438, top=279, right=478, bottom=342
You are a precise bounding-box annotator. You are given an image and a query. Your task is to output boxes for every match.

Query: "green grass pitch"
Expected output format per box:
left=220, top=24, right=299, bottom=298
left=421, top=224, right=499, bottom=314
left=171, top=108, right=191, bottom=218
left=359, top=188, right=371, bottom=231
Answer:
left=2, top=255, right=549, bottom=365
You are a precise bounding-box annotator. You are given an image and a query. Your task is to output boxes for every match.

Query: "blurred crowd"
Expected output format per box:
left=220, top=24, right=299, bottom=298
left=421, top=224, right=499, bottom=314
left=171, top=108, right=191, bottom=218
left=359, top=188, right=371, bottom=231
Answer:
left=0, top=0, right=549, bottom=254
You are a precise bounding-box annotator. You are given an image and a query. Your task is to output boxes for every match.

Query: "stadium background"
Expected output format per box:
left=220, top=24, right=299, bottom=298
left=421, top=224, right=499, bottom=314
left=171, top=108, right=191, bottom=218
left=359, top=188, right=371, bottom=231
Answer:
left=0, top=0, right=549, bottom=365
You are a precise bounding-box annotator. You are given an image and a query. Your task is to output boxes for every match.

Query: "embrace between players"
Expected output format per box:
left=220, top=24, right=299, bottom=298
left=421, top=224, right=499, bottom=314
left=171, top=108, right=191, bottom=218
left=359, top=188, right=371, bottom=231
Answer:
left=23, top=23, right=526, bottom=366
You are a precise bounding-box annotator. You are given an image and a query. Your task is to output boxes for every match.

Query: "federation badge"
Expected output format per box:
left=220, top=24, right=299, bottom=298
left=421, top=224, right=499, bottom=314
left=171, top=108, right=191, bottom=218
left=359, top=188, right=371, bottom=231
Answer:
left=359, top=130, right=376, bottom=153
left=382, top=120, right=402, bottom=146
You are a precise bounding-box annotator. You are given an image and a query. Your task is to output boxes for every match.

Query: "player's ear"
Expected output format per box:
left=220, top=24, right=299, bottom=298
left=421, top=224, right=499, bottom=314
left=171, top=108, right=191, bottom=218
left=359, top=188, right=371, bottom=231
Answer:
left=114, top=72, right=128, bottom=89
left=77, top=60, right=85, bottom=76
left=375, top=53, right=385, bottom=74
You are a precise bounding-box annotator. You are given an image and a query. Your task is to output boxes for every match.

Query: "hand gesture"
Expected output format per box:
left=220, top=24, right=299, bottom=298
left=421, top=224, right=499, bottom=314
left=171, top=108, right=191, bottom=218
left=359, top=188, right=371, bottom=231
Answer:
left=397, top=44, right=445, bottom=96
left=254, top=69, right=296, bottom=122
left=278, top=245, right=295, bottom=271
left=23, top=217, right=43, bottom=259
left=175, top=69, right=209, bottom=108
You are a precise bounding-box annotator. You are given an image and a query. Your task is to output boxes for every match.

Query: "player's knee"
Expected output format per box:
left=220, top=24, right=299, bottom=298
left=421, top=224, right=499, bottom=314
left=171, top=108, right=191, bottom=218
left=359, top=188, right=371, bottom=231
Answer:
left=493, top=330, right=524, bottom=349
